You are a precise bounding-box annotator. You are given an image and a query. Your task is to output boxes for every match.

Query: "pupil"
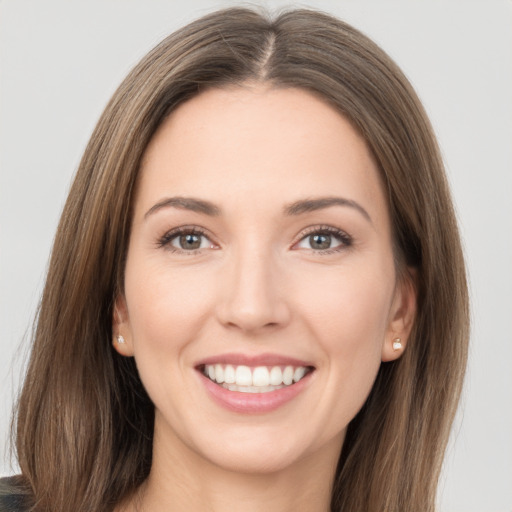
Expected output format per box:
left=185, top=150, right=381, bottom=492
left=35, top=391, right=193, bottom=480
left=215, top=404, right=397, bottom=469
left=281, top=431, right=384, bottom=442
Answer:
left=311, top=234, right=331, bottom=250
left=180, top=234, right=201, bottom=250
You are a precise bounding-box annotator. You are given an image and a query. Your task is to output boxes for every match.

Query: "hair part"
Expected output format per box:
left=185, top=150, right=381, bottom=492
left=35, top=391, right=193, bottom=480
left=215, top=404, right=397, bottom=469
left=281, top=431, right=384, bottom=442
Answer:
left=13, top=7, right=468, bottom=512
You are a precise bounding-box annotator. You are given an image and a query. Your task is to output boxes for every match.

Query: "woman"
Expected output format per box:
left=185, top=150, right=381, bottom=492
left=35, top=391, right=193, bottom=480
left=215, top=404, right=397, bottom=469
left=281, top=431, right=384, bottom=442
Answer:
left=0, top=6, right=468, bottom=512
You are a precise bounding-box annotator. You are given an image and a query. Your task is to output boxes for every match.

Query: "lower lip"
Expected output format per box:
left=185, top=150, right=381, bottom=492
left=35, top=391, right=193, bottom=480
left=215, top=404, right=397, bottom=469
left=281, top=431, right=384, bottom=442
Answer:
left=199, top=371, right=313, bottom=414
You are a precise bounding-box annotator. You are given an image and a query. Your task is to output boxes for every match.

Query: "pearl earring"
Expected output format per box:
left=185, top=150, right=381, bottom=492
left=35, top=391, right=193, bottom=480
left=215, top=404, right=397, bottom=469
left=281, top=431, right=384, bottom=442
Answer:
left=392, top=338, right=402, bottom=351
left=116, top=335, right=126, bottom=344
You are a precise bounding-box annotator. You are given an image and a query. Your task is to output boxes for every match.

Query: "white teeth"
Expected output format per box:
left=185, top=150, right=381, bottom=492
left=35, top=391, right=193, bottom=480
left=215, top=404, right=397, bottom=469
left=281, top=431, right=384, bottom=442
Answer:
left=293, top=366, right=306, bottom=383
left=282, top=366, right=294, bottom=385
left=252, top=366, right=270, bottom=387
left=269, top=366, right=283, bottom=386
left=235, top=365, right=252, bottom=386
left=215, top=364, right=224, bottom=383
left=203, top=363, right=310, bottom=391
left=223, top=384, right=285, bottom=393
left=224, top=365, right=235, bottom=384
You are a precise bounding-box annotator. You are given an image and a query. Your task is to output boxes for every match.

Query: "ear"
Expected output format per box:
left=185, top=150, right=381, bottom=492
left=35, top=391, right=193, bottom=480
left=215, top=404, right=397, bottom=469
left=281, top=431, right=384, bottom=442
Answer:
left=381, top=267, right=417, bottom=362
left=112, top=294, right=135, bottom=357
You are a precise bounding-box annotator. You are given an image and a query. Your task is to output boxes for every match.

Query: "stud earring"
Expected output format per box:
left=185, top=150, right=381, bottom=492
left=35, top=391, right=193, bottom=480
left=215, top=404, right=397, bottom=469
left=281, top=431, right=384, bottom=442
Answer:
left=116, top=335, right=126, bottom=344
left=392, top=338, right=402, bottom=351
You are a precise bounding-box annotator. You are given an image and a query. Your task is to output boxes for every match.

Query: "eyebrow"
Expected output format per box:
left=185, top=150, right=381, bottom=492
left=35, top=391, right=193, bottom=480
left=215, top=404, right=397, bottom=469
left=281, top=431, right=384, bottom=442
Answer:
left=284, top=197, right=372, bottom=223
left=144, top=195, right=372, bottom=223
left=144, top=196, right=221, bottom=218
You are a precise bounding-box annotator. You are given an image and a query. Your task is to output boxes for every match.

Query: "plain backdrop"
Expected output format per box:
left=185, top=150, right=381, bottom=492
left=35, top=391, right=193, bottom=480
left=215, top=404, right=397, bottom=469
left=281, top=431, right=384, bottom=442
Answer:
left=1, top=1, right=511, bottom=511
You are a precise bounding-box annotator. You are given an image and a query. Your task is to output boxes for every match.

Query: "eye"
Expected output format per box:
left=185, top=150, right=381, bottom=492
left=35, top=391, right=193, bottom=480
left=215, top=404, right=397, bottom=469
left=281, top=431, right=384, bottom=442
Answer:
left=158, top=227, right=216, bottom=253
left=171, top=232, right=211, bottom=251
left=294, top=226, right=352, bottom=253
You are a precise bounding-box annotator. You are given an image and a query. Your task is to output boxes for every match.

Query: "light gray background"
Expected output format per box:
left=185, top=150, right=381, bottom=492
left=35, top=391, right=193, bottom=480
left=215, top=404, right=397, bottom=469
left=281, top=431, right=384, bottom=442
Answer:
left=1, top=1, right=511, bottom=511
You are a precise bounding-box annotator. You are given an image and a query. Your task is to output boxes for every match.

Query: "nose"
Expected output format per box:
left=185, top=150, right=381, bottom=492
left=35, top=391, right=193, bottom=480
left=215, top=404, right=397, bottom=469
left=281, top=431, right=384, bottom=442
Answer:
left=215, top=245, right=291, bottom=333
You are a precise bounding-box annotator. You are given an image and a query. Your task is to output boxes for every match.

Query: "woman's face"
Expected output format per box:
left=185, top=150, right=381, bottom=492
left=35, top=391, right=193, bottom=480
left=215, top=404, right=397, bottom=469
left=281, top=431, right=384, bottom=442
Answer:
left=115, top=85, right=414, bottom=475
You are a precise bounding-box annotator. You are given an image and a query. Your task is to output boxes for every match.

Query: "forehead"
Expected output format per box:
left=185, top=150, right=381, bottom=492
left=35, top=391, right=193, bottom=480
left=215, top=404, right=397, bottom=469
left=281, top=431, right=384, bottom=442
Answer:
left=136, top=85, right=387, bottom=226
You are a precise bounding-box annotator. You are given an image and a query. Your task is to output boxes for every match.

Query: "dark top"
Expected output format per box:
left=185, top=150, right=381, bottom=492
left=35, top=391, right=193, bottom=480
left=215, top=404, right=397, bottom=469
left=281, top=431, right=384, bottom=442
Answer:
left=0, top=476, right=30, bottom=512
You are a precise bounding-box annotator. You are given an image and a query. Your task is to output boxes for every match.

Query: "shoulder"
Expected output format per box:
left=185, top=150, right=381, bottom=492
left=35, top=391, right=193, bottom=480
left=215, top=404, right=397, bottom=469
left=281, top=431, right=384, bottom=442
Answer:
left=0, top=476, right=30, bottom=512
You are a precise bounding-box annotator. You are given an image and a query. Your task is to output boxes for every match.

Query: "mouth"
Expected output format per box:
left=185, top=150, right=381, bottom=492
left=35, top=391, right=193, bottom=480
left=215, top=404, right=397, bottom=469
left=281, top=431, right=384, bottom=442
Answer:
left=195, top=354, right=315, bottom=413
left=199, top=363, right=314, bottom=393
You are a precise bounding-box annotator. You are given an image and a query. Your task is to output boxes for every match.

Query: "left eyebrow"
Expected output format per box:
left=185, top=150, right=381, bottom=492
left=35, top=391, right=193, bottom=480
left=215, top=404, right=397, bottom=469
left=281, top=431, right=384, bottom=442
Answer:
left=283, top=196, right=372, bottom=224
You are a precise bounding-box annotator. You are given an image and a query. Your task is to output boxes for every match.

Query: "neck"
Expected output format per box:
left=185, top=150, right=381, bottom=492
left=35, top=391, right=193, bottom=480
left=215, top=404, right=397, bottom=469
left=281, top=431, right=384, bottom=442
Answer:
left=124, top=420, right=341, bottom=512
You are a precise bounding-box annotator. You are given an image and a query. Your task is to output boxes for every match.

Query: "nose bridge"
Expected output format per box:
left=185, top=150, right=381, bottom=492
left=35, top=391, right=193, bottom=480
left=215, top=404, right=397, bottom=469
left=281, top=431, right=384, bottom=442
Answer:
left=217, top=237, right=290, bottom=332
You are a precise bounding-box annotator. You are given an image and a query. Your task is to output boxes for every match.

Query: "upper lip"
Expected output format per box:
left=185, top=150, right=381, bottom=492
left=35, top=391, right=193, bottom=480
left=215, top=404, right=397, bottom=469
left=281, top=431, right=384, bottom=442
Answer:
left=195, top=352, right=315, bottom=368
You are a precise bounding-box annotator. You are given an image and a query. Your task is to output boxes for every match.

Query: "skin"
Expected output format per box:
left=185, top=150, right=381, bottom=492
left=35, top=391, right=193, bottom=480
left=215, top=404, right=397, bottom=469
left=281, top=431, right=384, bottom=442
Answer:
left=114, top=84, right=416, bottom=512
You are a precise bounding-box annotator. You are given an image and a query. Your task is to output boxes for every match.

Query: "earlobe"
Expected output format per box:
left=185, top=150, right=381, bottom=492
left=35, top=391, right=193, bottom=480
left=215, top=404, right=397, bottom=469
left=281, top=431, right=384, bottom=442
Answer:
left=112, top=295, right=135, bottom=357
left=382, top=268, right=417, bottom=362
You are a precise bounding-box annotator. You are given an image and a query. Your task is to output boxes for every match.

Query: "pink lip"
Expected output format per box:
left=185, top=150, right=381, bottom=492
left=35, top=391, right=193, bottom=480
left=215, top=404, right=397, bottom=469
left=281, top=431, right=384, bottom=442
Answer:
left=196, top=352, right=313, bottom=368
left=200, top=374, right=312, bottom=414
left=197, top=356, right=314, bottom=414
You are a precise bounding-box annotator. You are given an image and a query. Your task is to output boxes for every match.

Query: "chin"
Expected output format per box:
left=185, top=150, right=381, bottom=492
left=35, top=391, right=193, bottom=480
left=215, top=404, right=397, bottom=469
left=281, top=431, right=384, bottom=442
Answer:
left=178, top=419, right=344, bottom=477
left=202, top=441, right=307, bottom=475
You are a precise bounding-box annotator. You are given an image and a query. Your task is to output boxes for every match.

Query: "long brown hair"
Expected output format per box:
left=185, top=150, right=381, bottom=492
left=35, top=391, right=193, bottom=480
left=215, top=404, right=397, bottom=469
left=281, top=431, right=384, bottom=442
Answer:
left=13, top=7, right=469, bottom=511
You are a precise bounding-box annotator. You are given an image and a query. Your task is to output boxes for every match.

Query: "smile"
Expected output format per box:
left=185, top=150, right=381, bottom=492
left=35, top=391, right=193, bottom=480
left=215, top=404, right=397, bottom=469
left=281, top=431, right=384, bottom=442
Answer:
left=195, top=353, right=315, bottom=413
left=202, top=364, right=312, bottom=393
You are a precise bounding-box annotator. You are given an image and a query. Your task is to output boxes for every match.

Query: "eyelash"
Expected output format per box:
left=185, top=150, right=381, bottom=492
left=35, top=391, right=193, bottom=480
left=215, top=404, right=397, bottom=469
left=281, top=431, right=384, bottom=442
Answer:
left=157, top=224, right=352, bottom=255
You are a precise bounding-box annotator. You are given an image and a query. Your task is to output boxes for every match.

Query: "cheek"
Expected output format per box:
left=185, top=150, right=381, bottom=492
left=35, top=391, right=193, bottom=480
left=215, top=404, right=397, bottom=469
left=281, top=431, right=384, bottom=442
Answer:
left=299, top=267, right=393, bottom=427
left=295, top=258, right=393, bottom=332
left=292, top=260, right=394, bottom=377
left=122, top=259, right=216, bottom=416
left=123, top=257, right=218, bottom=356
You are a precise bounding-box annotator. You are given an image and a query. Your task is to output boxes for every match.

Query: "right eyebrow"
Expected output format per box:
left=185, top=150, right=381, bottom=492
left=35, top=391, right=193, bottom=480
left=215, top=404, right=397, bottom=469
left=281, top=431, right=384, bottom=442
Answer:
left=144, top=196, right=221, bottom=219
